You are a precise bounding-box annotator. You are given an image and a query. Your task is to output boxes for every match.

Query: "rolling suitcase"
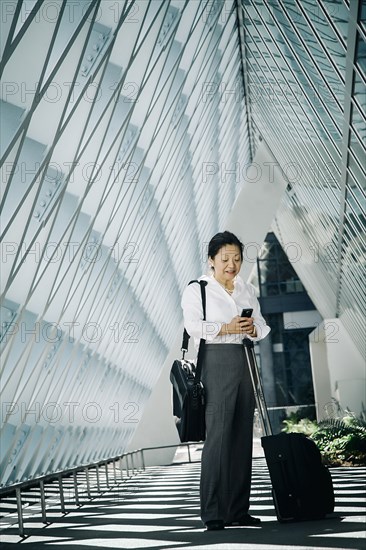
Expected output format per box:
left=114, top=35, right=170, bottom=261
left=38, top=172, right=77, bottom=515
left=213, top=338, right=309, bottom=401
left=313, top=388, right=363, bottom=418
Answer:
left=243, top=339, right=334, bottom=522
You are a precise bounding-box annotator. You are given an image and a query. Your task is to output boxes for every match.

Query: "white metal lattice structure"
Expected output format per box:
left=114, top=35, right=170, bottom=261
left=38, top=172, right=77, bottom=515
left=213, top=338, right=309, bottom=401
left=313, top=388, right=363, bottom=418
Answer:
left=240, top=0, right=366, bottom=359
left=1, top=0, right=365, bottom=490
left=0, top=0, right=250, bottom=487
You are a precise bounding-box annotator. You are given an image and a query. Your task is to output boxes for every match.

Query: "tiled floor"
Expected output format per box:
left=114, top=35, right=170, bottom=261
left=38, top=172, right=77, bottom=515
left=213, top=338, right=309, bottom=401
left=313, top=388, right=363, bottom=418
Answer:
left=0, top=454, right=365, bottom=550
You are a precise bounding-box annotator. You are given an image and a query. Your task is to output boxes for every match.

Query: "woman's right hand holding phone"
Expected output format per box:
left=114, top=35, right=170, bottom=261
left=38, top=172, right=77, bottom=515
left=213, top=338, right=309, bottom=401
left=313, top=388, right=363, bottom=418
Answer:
left=219, top=314, right=256, bottom=336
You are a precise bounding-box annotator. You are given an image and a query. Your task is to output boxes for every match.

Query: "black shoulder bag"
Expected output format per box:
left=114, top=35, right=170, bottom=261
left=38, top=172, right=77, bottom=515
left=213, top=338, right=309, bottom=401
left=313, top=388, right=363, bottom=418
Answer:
left=169, top=280, right=207, bottom=442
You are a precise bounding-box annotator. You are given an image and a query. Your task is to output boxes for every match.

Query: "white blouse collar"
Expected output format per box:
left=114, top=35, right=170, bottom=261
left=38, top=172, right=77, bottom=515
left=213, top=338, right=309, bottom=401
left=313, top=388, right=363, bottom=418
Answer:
left=200, top=273, right=244, bottom=291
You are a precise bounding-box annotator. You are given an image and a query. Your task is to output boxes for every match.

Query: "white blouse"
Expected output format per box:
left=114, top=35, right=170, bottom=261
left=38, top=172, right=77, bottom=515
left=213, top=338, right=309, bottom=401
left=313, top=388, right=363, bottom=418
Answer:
left=181, top=274, right=271, bottom=351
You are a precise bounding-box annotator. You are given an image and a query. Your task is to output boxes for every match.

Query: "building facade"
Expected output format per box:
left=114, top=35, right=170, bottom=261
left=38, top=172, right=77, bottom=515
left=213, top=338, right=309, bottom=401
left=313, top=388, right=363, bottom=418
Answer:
left=1, top=0, right=365, bottom=481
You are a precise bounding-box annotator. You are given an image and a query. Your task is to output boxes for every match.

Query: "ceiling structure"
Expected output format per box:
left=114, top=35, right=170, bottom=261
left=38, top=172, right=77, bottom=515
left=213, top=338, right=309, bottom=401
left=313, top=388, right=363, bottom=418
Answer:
left=0, top=0, right=365, bottom=486
left=240, top=0, right=365, bottom=357
left=0, top=0, right=250, bottom=485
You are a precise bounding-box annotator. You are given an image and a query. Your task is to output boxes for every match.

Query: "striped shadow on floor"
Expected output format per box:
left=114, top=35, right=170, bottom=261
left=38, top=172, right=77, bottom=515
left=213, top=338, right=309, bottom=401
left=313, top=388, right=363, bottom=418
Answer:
left=0, top=458, right=365, bottom=549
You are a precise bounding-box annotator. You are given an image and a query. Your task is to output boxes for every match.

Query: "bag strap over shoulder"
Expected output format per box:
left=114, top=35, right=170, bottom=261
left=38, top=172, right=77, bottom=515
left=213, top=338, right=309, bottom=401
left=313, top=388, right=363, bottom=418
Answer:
left=181, top=279, right=207, bottom=354
left=181, top=279, right=207, bottom=383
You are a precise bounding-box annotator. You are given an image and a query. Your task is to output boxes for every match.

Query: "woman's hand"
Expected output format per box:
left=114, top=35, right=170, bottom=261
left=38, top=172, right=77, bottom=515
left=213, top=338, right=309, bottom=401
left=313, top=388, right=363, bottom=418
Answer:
left=219, top=315, right=257, bottom=337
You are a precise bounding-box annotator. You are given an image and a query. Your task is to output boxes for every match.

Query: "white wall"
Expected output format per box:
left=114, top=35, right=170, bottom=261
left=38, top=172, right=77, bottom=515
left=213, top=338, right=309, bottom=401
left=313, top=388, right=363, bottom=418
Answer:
left=126, top=329, right=182, bottom=466
left=283, top=310, right=322, bottom=329
left=128, top=141, right=289, bottom=465
left=309, top=318, right=366, bottom=419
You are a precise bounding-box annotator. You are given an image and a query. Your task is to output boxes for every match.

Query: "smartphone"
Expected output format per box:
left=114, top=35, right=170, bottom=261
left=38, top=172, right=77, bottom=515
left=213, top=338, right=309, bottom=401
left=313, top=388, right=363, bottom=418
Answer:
left=241, top=308, right=253, bottom=318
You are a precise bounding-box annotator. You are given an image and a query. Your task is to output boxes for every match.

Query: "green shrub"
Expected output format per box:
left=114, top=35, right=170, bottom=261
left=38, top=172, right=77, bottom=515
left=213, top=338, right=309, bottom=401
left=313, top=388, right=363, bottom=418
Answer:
left=282, top=416, right=318, bottom=437
left=281, top=413, right=366, bottom=466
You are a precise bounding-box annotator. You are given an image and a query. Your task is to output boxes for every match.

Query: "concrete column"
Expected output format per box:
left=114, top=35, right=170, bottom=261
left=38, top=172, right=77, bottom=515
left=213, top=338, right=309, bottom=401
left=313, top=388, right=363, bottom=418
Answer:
left=309, top=324, right=332, bottom=421
left=227, top=140, right=289, bottom=281
left=309, top=318, right=365, bottom=420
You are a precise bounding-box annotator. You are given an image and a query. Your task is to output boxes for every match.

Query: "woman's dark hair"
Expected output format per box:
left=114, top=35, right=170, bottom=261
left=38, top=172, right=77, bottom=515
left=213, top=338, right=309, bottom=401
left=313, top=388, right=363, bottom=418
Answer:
left=208, top=231, right=244, bottom=261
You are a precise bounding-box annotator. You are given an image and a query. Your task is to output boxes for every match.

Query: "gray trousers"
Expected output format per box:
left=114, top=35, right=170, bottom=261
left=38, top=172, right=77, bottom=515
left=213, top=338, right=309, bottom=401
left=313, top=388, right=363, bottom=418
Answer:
left=200, top=343, right=255, bottom=523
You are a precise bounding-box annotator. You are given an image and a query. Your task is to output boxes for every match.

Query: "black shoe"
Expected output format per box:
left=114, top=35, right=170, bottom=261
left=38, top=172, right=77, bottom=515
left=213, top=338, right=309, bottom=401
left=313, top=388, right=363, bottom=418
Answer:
left=225, top=514, right=261, bottom=527
left=204, top=520, right=225, bottom=530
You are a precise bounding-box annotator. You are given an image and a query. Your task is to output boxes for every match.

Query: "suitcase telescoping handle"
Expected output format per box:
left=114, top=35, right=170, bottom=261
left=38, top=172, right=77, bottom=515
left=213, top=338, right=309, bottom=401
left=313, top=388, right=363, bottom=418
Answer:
left=242, top=339, right=273, bottom=437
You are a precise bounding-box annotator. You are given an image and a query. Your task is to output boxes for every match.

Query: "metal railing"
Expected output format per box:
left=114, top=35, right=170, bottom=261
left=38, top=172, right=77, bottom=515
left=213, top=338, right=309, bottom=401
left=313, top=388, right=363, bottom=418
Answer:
left=1, top=404, right=315, bottom=536
left=0, top=442, right=200, bottom=537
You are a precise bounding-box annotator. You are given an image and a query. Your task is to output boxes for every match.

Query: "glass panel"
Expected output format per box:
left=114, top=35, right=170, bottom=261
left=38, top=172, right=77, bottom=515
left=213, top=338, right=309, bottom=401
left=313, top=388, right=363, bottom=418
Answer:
left=349, top=126, right=366, bottom=165
left=348, top=152, right=366, bottom=191
left=355, top=32, right=366, bottom=77
left=283, top=328, right=315, bottom=405
left=257, top=234, right=307, bottom=297
left=245, top=3, right=342, bottom=162
left=360, top=1, right=366, bottom=32
left=351, top=104, right=366, bottom=164
left=353, top=70, right=366, bottom=120
left=13, top=0, right=38, bottom=38
left=243, top=0, right=365, bottom=360
left=0, top=100, right=25, bottom=158
left=347, top=174, right=366, bottom=213
left=320, top=0, right=349, bottom=43
left=300, top=0, right=347, bottom=79
left=269, top=2, right=344, bottom=133
left=342, top=223, right=366, bottom=309
left=341, top=176, right=366, bottom=316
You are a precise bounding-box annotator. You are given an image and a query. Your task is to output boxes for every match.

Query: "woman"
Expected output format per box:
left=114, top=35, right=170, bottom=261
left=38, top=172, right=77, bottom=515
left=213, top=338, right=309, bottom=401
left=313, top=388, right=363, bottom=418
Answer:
left=181, top=231, right=270, bottom=531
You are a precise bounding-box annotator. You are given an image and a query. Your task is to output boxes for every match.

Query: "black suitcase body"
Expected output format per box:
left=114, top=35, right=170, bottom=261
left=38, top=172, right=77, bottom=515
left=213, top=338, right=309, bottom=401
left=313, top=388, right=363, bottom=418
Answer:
left=243, top=340, right=335, bottom=522
left=261, top=432, right=334, bottom=521
left=170, top=358, right=205, bottom=443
